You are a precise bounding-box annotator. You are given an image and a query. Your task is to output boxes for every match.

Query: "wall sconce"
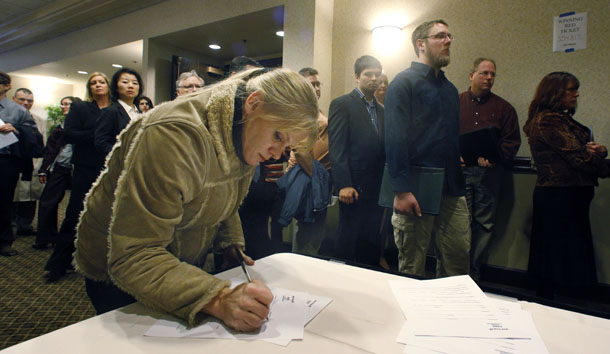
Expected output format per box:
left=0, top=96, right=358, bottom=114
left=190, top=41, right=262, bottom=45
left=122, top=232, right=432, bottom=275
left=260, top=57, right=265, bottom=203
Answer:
left=371, top=25, right=404, bottom=53
left=371, top=25, right=402, bottom=38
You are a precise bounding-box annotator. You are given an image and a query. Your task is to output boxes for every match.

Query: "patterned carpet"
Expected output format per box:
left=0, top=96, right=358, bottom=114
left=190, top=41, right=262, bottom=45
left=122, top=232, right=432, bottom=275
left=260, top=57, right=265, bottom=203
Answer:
left=0, top=194, right=96, bottom=350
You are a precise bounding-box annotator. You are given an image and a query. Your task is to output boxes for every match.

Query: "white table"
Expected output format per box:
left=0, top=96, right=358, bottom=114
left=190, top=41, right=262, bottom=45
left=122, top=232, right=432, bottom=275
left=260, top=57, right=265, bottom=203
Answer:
left=4, top=253, right=610, bottom=353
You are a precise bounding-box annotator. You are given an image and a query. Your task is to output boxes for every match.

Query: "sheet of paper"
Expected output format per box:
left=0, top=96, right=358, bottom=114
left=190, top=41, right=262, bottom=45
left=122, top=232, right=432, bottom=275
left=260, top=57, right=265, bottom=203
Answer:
left=389, top=275, right=500, bottom=320
left=396, top=297, right=548, bottom=353
left=0, top=118, right=19, bottom=149
left=228, top=275, right=333, bottom=326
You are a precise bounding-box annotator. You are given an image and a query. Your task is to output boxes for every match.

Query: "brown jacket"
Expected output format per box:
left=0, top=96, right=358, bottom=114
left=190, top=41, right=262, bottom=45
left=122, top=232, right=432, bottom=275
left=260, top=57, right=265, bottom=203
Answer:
left=74, top=80, right=255, bottom=326
left=527, top=111, right=609, bottom=187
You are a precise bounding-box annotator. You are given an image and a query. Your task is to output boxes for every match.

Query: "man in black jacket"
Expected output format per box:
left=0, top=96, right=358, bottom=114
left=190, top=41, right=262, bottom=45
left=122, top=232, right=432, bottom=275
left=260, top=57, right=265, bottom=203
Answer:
left=0, top=72, right=41, bottom=256
left=328, top=55, right=385, bottom=265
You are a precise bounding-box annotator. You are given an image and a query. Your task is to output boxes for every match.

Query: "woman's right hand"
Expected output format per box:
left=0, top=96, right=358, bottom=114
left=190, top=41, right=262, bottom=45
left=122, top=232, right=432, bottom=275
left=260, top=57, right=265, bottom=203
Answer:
left=202, top=280, right=273, bottom=332
left=586, top=141, right=608, bottom=158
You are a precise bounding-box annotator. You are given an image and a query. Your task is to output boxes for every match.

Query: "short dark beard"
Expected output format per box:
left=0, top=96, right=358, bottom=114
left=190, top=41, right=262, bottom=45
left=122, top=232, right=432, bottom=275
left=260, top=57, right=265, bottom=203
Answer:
left=432, top=54, right=450, bottom=68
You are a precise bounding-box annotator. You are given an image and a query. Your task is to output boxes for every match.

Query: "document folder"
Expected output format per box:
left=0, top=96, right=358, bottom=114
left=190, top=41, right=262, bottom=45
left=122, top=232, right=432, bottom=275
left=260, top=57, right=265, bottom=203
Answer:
left=459, top=126, right=504, bottom=166
left=378, top=164, right=445, bottom=215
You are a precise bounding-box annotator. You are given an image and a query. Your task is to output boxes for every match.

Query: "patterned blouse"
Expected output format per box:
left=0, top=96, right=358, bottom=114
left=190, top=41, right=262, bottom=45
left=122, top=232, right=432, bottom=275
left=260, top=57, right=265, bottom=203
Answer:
left=527, top=110, right=609, bottom=187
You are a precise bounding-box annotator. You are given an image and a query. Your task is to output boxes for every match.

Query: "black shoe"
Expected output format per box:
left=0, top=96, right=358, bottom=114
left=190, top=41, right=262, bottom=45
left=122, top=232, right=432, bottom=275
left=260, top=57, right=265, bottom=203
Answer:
left=0, top=245, right=18, bottom=256
left=32, top=243, right=53, bottom=250
left=45, top=270, right=65, bottom=283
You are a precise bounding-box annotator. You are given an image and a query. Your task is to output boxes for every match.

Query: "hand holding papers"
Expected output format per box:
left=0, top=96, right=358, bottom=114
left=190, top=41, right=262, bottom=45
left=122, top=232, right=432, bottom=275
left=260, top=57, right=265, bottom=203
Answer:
left=0, top=118, right=19, bottom=149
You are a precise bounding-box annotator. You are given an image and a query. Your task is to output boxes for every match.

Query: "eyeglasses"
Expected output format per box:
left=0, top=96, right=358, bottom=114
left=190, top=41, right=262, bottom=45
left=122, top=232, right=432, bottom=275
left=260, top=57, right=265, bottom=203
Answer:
left=476, top=71, right=496, bottom=78
left=180, top=84, right=203, bottom=90
left=423, top=32, right=454, bottom=41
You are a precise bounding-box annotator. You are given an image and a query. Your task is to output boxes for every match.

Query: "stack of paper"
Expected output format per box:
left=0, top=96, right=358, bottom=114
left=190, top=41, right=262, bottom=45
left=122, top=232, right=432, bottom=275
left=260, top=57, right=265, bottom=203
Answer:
left=145, top=283, right=332, bottom=346
left=389, top=275, right=549, bottom=353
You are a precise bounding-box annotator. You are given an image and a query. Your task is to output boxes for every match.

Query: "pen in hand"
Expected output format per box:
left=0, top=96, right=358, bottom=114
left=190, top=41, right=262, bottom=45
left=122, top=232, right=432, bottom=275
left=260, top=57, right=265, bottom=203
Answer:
left=235, top=248, right=252, bottom=283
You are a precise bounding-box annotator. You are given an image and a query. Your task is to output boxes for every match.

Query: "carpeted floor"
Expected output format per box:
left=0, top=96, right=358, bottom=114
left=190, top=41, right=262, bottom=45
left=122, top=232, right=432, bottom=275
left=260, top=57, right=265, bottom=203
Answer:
left=0, top=193, right=95, bottom=351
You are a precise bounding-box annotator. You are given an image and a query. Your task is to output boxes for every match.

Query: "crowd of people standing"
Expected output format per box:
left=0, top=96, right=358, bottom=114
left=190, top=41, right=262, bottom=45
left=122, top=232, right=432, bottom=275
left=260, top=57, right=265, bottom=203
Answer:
left=1, top=17, right=608, bottom=333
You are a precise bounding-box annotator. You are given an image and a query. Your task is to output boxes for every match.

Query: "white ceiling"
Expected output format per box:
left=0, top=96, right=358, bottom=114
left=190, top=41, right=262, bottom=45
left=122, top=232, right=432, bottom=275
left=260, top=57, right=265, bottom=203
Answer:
left=10, top=41, right=144, bottom=87
left=0, top=0, right=166, bottom=54
left=3, top=2, right=284, bottom=89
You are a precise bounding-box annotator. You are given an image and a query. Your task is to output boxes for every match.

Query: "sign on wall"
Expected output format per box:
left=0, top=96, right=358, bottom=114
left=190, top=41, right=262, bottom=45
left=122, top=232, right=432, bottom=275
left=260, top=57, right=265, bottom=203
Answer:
left=553, top=12, right=587, bottom=52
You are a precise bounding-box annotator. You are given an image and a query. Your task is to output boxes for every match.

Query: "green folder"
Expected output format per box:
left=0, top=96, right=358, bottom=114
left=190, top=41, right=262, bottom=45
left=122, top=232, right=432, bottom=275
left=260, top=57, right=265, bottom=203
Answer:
left=378, top=164, right=445, bottom=215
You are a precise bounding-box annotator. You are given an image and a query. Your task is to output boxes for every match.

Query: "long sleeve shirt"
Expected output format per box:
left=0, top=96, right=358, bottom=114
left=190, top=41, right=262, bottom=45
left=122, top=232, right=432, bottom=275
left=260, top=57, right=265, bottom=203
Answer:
left=0, top=97, right=36, bottom=156
left=527, top=111, right=609, bottom=186
left=384, top=61, right=465, bottom=196
left=459, top=89, right=521, bottom=161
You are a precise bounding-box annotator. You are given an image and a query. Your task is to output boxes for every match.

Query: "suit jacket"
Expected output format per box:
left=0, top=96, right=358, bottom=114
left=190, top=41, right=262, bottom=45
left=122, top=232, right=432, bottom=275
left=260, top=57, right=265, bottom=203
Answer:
left=95, top=102, right=131, bottom=157
left=63, top=101, right=106, bottom=168
left=328, top=89, right=385, bottom=200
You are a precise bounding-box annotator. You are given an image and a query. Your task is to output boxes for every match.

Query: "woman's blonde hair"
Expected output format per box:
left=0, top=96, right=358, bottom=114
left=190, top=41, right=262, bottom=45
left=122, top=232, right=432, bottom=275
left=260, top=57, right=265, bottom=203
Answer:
left=85, top=72, right=111, bottom=102
left=230, top=68, right=319, bottom=152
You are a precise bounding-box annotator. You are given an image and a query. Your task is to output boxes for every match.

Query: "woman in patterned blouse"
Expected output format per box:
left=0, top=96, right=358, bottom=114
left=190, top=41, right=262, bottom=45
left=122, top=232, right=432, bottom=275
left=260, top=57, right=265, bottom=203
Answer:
left=524, top=72, right=609, bottom=300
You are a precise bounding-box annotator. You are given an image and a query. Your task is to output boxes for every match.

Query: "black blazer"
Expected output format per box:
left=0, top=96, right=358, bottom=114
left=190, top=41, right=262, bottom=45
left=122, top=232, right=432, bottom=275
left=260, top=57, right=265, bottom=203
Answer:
left=95, top=102, right=131, bottom=157
left=63, top=101, right=106, bottom=168
left=328, top=89, right=385, bottom=200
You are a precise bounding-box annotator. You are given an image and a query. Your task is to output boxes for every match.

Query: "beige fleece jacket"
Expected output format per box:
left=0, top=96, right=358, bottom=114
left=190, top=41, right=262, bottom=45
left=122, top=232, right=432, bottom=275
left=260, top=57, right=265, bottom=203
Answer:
left=74, top=80, right=255, bottom=326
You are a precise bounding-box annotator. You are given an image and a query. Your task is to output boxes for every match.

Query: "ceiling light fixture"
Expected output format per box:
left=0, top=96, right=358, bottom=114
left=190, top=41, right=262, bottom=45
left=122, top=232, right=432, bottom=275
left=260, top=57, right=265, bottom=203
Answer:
left=77, top=71, right=88, bottom=75
left=276, top=30, right=285, bottom=37
left=209, top=44, right=221, bottom=50
left=112, top=64, right=123, bottom=68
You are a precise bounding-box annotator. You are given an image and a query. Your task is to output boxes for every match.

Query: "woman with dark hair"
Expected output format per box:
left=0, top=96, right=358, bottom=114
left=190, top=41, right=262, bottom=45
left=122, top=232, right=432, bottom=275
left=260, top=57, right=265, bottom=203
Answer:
left=136, top=96, right=153, bottom=113
left=45, top=73, right=111, bottom=281
left=524, top=72, right=609, bottom=299
left=95, top=68, right=144, bottom=157
left=33, top=96, right=82, bottom=249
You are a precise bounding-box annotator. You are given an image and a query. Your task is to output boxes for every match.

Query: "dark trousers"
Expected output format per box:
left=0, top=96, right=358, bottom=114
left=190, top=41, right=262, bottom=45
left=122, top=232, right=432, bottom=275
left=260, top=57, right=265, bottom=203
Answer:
left=0, top=156, right=20, bottom=246
left=46, top=163, right=101, bottom=273
left=529, top=186, right=597, bottom=298
left=85, top=278, right=136, bottom=315
left=35, top=165, right=72, bottom=245
left=13, top=201, right=36, bottom=232
left=335, top=198, right=384, bottom=266
left=239, top=179, right=285, bottom=260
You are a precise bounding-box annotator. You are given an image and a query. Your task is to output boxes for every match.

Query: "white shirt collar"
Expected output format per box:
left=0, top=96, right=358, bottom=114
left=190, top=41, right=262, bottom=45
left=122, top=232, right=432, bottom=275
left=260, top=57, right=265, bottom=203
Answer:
left=118, top=99, right=139, bottom=120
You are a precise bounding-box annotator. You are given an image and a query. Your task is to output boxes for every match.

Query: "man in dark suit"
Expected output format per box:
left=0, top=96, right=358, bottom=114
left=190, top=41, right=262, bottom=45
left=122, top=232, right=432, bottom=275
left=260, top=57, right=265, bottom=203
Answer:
left=328, top=55, right=385, bottom=266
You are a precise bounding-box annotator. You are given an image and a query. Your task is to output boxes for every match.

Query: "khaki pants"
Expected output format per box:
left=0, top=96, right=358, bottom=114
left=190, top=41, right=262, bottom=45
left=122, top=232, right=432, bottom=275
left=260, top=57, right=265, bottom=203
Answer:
left=392, top=194, right=470, bottom=277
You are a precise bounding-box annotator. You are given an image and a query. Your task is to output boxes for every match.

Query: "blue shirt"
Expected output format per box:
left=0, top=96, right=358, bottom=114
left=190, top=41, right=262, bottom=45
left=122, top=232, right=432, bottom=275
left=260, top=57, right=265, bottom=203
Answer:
left=384, top=61, right=465, bottom=196
left=0, top=97, right=36, bottom=156
left=355, top=88, right=379, bottom=133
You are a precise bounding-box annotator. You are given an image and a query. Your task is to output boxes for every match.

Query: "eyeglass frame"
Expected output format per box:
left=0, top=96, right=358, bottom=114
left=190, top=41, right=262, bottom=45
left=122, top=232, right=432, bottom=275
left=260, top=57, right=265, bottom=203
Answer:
left=179, top=84, right=203, bottom=90
left=422, top=32, right=454, bottom=41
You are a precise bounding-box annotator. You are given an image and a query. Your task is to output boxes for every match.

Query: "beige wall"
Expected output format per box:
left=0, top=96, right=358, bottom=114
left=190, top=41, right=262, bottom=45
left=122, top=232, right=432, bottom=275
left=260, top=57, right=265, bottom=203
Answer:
left=5, top=75, right=75, bottom=135
left=330, top=0, right=609, bottom=156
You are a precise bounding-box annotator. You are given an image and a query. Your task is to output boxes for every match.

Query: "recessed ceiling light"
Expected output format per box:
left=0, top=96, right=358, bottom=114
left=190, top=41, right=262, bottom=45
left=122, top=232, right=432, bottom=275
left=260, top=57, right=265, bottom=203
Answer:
left=77, top=71, right=88, bottom=75
left=276, top=30, right=284, bottom=37
left=112, top=64, right=123, bottom=68
left=209, top=44, right=221, bottom=50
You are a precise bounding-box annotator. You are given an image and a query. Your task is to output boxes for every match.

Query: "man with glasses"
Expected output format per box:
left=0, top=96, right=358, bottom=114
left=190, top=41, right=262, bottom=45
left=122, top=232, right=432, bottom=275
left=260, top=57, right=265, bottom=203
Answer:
left=175, top=70, right=204, bottom=97
left=329, top=55, right=385, bottom=266
left=385, top=20, right=469, bottom=278
left=460, top=58, right=520, bottom=280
